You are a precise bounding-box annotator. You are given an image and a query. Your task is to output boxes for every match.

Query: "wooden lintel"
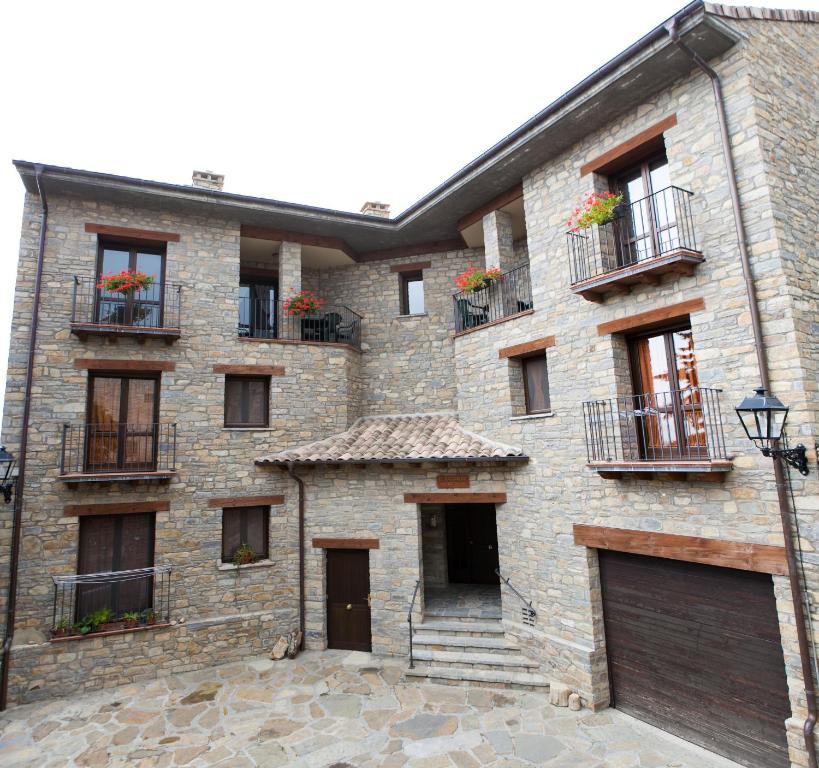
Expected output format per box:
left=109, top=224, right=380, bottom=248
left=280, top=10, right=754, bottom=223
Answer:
left=596, top=297, right=705, bottom=336
left=312, top=538, right=380, bottom=550
left=212, top=364, right=285, bottom=376
left=64, top=500, right=171, bottom=517
left=457, top=183, right=524, bottom=232
left=207, top=495, right=285, bottom=508
left=240, top=225, right=358, bottom=260
left=573, top=524, right=788, bottom=576
left=580, top=115, right=678, bottom=177
left=389, top=260, right=432, bottom=273
left=74, top=358, right=176, bottom=372
left=85, top=223, right=180, bottom=243
left=404, top=492, right=506, bottom=504
left=498, top=335, right=556, bottom=359
left=358, top=240, right=463, bottom=263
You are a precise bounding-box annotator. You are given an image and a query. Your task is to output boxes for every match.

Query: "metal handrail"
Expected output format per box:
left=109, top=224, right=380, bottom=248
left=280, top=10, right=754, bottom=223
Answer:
left=495, top=568, right=536, bottom=623
left=452, top=263, right=533, bottom=333
left=407, top=578, right=421, bottom=669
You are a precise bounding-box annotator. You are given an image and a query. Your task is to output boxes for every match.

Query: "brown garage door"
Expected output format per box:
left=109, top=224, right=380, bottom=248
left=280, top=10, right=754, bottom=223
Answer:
left=599, top=550, right=791, bottom=768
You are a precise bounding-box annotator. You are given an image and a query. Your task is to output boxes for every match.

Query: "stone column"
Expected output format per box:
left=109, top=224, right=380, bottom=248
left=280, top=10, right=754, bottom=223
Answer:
left=278, top=241, right=302, bottom=340
left=482, top=209, right=514, bottom=272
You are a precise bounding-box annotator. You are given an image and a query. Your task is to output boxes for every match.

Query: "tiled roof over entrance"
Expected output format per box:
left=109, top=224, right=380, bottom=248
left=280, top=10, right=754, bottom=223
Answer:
left=256, top=414, right=527, bottom=466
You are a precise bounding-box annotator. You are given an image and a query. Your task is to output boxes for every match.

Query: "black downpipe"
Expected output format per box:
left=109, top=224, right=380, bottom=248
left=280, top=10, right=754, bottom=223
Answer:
left=666, top=19, right=817, bottom=767
left=285, top=462, right=305, bottom=649
left=0, top=167, right=48, bottom=711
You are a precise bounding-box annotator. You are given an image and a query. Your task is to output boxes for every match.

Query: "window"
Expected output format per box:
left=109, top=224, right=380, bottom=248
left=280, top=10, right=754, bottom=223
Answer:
left=628, top=324, right=706, bottom=458
left=400, top=270, right=425, bottom=315
left=86, top=374, right=159, bottom=472
left=96, top=240, right=165, bottom=327
left=224, top=376, right=270, bottom=428
left=522, top=354, right=551, bottom=414
left=77, top=513, right=155, bottom=618
left=238, top=281, right=277, bottom=339
left=221, top=506, right=269, bottom=563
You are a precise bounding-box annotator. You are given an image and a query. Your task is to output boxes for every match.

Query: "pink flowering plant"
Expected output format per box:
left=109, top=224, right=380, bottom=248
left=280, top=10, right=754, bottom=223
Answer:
left=566, top=191, right=624, bottom=232
left=283, top=290, right=326, bottom=317
left=454, top=265, right=503, bottom=294
left=97, top=269, right=155, bottom=295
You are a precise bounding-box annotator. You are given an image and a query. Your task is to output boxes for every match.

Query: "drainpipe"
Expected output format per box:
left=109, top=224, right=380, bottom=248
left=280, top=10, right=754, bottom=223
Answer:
left=0, top=166, right=49, bottom=711
left=285, top=462, right=306, bottom=649
left=667, top=20, right=817, bottom=766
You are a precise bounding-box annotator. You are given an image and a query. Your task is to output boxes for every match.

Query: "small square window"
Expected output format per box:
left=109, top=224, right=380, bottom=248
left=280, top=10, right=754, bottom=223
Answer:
left=224, top=376, right=269, bottom=428
left=221, top=506, right=269, bottom=563
left=400, top=271, right=425, bottom=315
left=522, top=354, right=550, bottom=414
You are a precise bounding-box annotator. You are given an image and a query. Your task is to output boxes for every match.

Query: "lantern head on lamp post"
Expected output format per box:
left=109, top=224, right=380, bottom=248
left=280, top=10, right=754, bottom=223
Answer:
left=735, top=387, right=809, bottom=475
left=0, top=445, right=17, bottom=504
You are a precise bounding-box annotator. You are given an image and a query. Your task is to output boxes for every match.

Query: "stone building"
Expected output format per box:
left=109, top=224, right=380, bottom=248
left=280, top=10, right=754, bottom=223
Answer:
left=1, top=4, right=817, bottom=767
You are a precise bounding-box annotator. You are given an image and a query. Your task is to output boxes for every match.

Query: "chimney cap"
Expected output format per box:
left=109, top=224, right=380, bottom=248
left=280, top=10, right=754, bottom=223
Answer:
left=192, top=170, right=225, bottom=191
left=360, top=201, right=391, bottom=218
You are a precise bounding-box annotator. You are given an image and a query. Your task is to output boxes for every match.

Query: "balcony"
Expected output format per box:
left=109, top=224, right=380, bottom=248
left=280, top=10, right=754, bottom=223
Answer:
left=70, top=276, right=182, bottom=341
left=51, top=566, right=172, bottom=641
left=582, top=387, right=732, bottom=477
left=567, top=187, right=703, bottom=301
left=453, top=264, right=533, bottom=335
left=59, top=422, right=177, bottom=482
left=238, top=298, right=362, bottom=350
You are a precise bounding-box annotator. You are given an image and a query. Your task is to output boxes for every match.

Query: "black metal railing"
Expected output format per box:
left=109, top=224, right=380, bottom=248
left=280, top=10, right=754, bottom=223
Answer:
left=51, top=566, right=171, bottom=637
left=60, top=422, right=177, bottom=475
left=238, top=298, right=363, bottom=350
left=582, top=387, right=727, bottom=463
left=407, top=578, right=421, bottom=669
left=453, top=263, right=532, bottom=333
left=495, top=568, right=536, bottom=628
left=567, top=186, right=699, bottom=285
left=71, top=276, right=182, bottom=331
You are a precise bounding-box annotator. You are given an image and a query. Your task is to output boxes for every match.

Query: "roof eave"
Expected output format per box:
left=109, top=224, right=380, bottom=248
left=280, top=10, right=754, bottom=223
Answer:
left=256, top=455, right=529, bottom=467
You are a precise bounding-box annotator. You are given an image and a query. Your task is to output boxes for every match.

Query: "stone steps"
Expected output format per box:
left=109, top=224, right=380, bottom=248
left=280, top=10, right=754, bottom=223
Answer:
left=407, top=616, right=546, bottom=691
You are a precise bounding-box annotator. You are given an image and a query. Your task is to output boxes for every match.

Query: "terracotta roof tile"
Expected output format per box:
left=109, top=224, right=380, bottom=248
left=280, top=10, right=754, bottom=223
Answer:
left=256, top=413, right=527, bottom=466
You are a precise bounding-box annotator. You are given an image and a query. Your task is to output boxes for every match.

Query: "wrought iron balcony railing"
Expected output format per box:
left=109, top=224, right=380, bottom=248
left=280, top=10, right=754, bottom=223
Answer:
left=567, top=186, right=700, bottom=286
left=71, top=276, right=182, bottom=336
left=582, top=387, right=728, bottom=465
left=51, top=566, right=171, bottom=638
left=453, top=263, right=533, bottom=333
left=60, top=422, right=177, bottom=478
left=238, top=298, right=363, bottom=350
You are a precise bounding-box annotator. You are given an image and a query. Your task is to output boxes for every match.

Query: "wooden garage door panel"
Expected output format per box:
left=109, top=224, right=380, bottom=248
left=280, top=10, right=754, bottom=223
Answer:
left=600, top=551, right=790, bottom=768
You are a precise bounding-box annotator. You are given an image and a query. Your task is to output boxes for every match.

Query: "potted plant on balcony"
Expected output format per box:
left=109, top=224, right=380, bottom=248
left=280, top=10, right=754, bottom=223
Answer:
left=143, top=607, right=158, bottom=626
left=567, top=191, right=624, bottom=232
left=232, top=543, right=257, bottom=567
left=454, top=265, right=503, bottom=294
left=283, top=290, right=326, bottom=318
left=121, top=612, right=140, bottom=630
left=97, top=269, right=155, bottom=295
left=52, top=618, right=72, bottom=638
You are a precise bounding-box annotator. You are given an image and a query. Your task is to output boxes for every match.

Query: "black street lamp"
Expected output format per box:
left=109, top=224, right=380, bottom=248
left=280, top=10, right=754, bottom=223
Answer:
left=0, top=446, right=16, bottom=504
left=735, top=387, right=809, bottom=475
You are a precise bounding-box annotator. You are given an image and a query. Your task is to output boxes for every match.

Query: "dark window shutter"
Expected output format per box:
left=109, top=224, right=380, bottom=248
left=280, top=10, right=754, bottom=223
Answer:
left=523, top=354, right=550, bottom=414
left=221, top=506, right=269, bottom=562
left=224, top=376, right=269, bottom=427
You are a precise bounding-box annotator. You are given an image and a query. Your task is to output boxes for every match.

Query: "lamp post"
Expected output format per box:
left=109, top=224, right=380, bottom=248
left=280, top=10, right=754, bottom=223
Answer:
left=735, top=387, right=809, bottom=476
left=0, top=446, right=16, bottom=504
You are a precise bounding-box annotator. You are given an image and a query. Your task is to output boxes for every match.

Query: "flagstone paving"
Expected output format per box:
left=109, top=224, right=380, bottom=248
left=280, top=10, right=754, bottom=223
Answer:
left=0, top=650, right=741, bottom=767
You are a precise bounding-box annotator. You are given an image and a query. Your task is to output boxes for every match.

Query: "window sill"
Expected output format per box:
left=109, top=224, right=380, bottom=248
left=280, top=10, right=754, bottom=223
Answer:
left=216, top=558, right=274, bottom=572
left=50, top=622, right=171, bottom=643
left=510, top=412, right=554, bottom=421
left=396, top=313, right=428, bottom=319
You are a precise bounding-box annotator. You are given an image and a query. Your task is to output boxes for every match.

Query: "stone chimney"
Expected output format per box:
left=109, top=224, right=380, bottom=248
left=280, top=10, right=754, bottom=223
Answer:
left=360, top=201, right=391, bottom=218
left=192, top=170, right=225, bottom=191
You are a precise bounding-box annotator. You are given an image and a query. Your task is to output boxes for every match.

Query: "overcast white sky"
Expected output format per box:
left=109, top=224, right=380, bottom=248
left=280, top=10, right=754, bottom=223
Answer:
left=1, top=1, right=816, bottom=431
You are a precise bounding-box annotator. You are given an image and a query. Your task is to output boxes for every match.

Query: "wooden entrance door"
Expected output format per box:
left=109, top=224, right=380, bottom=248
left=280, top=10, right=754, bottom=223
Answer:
left=445, top=505, right=500, bottom=584
left=599, top=550, right=791, bottom=768
left=326, top=549, right=372, bottom=651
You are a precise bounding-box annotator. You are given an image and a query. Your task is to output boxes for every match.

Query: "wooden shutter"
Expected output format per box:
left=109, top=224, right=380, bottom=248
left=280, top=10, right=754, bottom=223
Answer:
left=222, top=506, right=269, bottom=561
left=523, top=355, right=550, bottom=414
left=224, top=376, right=269, bottom=427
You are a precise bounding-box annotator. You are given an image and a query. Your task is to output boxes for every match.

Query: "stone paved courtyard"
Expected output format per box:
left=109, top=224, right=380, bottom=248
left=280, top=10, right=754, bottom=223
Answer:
left=0, top=650, right=741, bottom=767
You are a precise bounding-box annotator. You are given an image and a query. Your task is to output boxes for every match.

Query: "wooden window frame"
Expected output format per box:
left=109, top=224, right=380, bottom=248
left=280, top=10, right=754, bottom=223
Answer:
left=96, top=238, right=168, bottom=327
left=399, top=270, right=424, bottom=316
left=85, top=372, right=161, bottom=472
left=221, top=505, right=270, bottom=562
left=521, top=352, right=551, bottom=415
left=224, top=375, right=270, bottom=428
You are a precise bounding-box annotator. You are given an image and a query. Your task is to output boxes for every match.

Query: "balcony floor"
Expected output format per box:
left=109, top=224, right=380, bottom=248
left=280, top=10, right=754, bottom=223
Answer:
left=70, top=323, right=181, bottom=342
left=589, top=459, right=733, bottom=479
left=59, top=470, right=177, bottom=484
